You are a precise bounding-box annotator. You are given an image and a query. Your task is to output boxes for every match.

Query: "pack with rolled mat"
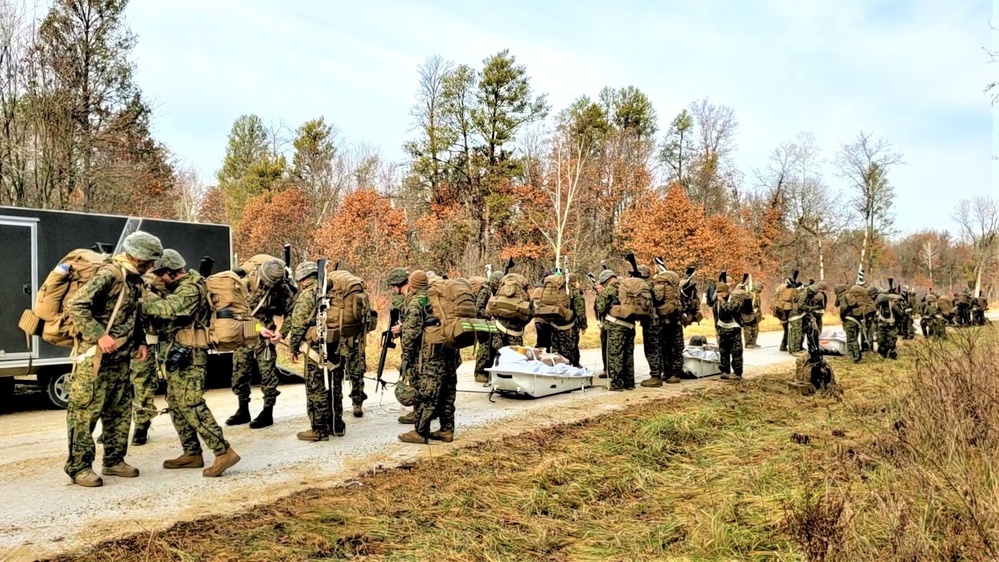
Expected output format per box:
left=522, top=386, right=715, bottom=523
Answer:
left=534, top=274, right=574, bottom=323
left=650, top=258, right=682, bottom=317
left=309, top=270, right=377, bottom=343
left=424, top=277, right=494, bottom=349
left=204, top=271, right=258, bottom=351
left=485, top=273, right=533, bottom=321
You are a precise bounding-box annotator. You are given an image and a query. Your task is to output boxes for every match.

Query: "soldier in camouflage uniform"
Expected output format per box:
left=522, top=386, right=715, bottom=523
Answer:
left=399, top=271, right=459, bottom=444
left=549, top=273, right=588, bottom=368
left=742, top=281, right=764, bottom=349
left=64, top=231, right=162, bottom=487
left=473, top=272, right=502, bottom=383
left=226, top=259, right=296, bottom=429
left=812, top=282, right=828, bottom=333
left=634, top=265, right=662, bottom=381
left=130, top=273, right=166, bottom=446
left=280, top=261, right=337, bottom=441
left=385, top=268, right=417, bottom=425
left=787, top=285, right=808, bottom=354
left=594, top=273, right=609, bottom=379
left=923, top=293, right=944, bottom=339
left=143, top=250, right=240, bottom=476
left=595, top=270, right=636, bottom=391
left=875, top=289, right=900, bottom=360
left=708, top=277, right=745, bottom=381
left=839, top=287, right=864, bottom=363
left=900, top=286, right=915, bottom=339
left=864, top=286, right=879, bottom=352
left=343, top=331, right=368, bottom=418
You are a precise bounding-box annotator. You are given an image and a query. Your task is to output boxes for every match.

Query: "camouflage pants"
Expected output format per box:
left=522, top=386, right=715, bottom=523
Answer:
left=844, top=317, right=863, bottom=362
left=129, top=354, right=159, bottom=426
left=414, top=347, right=459, bottom=437
left=877, top=324, right=898, bottom=359
left=606, top=323, right=636, bottom=389
left=303, top=345, right=342, bottom=437
left=920, top=317, right=930, bottom=337
left=742, top=320, right=759, bottom=347
left=341, top=336, right=368, bottom=406
left=600, top=327, right=608, bottom=372
left=231, top=340, right=280, bottom=406
left=779, top=321, right=789, bottom=351
left=165, top=349, right=228, bottom=456
left=474, top=333, right=497, bottom=378
left=813, top=313, right=824, bottom=334
left=550, top=323, right=581, bottom=367
left=640, top=317, right=662, bottom=377
left=718, top=327, right=744, bottom=376
left=657, top=316, right=684, bottom=379
left=902, top=313, right=915, bottom=338
left=492, top=330, right=524, bottom=350
left=788, top=317, right=804, bottom=354
left=864, top=319, right=876, bottom=352
left=65, top=354, right=133, bottom=478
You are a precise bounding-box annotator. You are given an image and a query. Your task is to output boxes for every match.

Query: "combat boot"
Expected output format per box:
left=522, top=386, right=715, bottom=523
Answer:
left=249, top=406, right=273, bottom=429
left=665, top=376, right=682, bottom=384
left=131, top=422, right=150, bottom=446
left=429, top=430, right=454, bottom=443
left=225, top=401, right=251, bottom=426
left=352, top=404, right=363, bottom=418
left=102, top=462, right=139, bottom=478
left=640, top=376, right=663, bottom=388
left=719, top=373, right=743, bottom=382
left=398, top=430, right=428, bottom=444
left=73, top=469, right=103, bottom=487
left=474, top=373, right=489, bottom=384
left=163, top=453, right=205, bottom=469
left=297, top=430, right=329, bottom=442
left=203, top=448, right=241, bottom=477
left=398, top=411, right=416, bottom=424
left=332, top=417, right=346, bottom=437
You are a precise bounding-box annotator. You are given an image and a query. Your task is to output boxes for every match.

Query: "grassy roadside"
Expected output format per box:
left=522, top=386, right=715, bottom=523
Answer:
left=54, top=327, right=989, bottom=562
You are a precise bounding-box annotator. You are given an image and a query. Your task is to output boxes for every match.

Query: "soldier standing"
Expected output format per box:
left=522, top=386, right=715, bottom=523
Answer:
left=708, top=274, right=745, bottom=381
left=595, top=270, right=636, bottom=390
left=143, top=250, right=240, bottom=476
left=473, top=272, right=502, bottom=383
left=129, top=274, right=162, bottom=446
left=742, top=281, right=763, bottom=349
left=226, top=259, right=295, bottom=429
left=840, top=286, right=866, bottom=363
left=635, top=265, right=662, bottom=382
left=385, top=268, right=417, bottom=425
left=787, top=284, right=808, bottom=354
left=812, top=282, right=828, bottom=333
left=875, top=286, right=900, bottom=360
left=64, top=231, right=162, bottom=487
left=594, top=271, right=610, bottom=379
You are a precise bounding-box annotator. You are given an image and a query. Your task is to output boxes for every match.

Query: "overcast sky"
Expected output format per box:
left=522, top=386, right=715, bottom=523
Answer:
left=127, top=0, right=995, bottom=234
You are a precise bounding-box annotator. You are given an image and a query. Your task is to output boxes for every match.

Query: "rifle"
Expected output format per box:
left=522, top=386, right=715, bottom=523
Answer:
left=787, top=269, right=800, bottom=288
left=625, top=253, right=640, bottom=278
left=654, top=256, right=667, bottom=274
left=600, top=260, right=608, bottom=272
left=316, top=259, right=331, bottom=394
left=740, top=273, right=750, bottom=289
left=283, top=243, right=292, bottom=274
left=198, top=256, right=215, bottom=277
left=503, top=257, right=514, bottom=275
left=587, top=272, right=598, bottom=289
left=375, top=307, right=400, bottom=392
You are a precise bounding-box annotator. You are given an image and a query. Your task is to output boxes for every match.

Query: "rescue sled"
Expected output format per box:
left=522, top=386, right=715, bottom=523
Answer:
left=487, top=346, right=593, bottom=398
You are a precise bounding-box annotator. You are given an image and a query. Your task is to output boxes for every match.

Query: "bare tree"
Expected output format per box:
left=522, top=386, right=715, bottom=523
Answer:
left=528, top=126, right=587, bottom=270
left=404, top=54, right=456, bottom=201
left=174, top=163, right=204, bottom=222
left=687, top=98, right=739, bottom=215
left=835, top=131, right=903, bottom=280
left=953, top=196, right=999, bottom=296
left=919, top=240, right=938, bottom=286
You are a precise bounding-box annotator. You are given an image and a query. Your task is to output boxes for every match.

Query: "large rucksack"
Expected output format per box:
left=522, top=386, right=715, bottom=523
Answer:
left=321, top=270, right=374, bottom=341
left=772, top=285, right=798, bottom=318
left=485, top=273, right=532, bottom=321
left=937, top=295, right=955, bottom=317
left=534, top=274, right=574, bottom=323
left=468, top=276, right=488, bottom=297
left=650, top=271, right=681, bottom=317
left=24, top=249, right=125, bottom=347
left=204, top=271, right=258, bottom=351
left=844, top=285, right=875, bottom=317
left=423, top=278, right=486, bottom=349
left=610, top=278, right=653, bottom=320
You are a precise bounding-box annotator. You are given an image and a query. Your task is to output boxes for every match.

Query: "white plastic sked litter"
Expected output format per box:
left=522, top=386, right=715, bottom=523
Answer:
left=682, top=345, right=722, bottom=378
left=487, top=346, right=593, bottom=398
left=819, top=329, right=848, bottom=355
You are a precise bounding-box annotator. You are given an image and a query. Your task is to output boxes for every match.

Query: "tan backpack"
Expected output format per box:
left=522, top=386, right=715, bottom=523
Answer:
left=534, top=274, right=574, bottom=323
left=25, top=249, right=125, bottom=347
left=423, top=278, right=488, bottom=349
left=844, top=285, right=875, bottom=317
left=468, top=276, right=488, bottom=296
left=773, top=286, right=798, bottom=315
left=204, top=271, right=258, bottom=351
left=610, top=278, right=653, bottom=320
left=937, top=294, right=955, bottom=316
left=485, top=273, right=533, bottom=321
left=651, top=271, right=681, bottom=317
left=321, top=270, right=373, bottom=341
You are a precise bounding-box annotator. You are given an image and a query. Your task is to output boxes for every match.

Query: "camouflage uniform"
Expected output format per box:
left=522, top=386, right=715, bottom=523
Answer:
left=142, top=271, right=230, bottom=457
left=231, top=272, right=295, bottom=408
left=281, top=277, right=337, bottom=437
left=343, top=335, right=368, bottom=409
left=875, top=293, right=900, bottom=360
left=712, top=288, right=744, bottom=379
left=787, top=288, right=806, bottom=354
left=402, top=288, right=459, bottom=438
left=473, top=276, right=499, bottom=381
left=550, top=287, right=587, bottom=367
left=638, top=272, right=662, bottom=378
left=839, top=293, right=864, bottom=362
left=657, top=310, right=685, bottom=381
left=64, top=260, right=145, bottom=480
left=742, top=284, right=763, bottom=348
left=811, top=289, right=827, bottom=333
left=596, top=278, right=635, bottom=389
left=129, top=354, right=158, bottom=429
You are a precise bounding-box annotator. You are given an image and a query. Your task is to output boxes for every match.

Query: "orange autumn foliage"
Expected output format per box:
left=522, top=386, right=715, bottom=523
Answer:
left=198, top=187, right=228, bottom=225
left=313, top=189, right=409, bottom=284
left=236, top=186, right=314, bottom=263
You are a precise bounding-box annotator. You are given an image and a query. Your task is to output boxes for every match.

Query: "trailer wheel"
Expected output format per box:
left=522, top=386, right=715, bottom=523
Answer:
left=44, top=371, right=70, bottom=409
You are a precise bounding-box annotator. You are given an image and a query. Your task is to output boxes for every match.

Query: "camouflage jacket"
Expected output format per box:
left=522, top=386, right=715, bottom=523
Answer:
left=281, top=278, right=318, bottom=353
left=796, top=290, right=820, bottom=315
left=246, top=272, right=296, bottom=328
left=713, top=296, right=743, bottom=329
left=401, top=289, right=429, bottom=366
left=595, top=280, right=620, bottom=320
left=474, top=285, right=494, bottom=318
left=67, top=262, right=144, bottom=362
left=142, top=270, right=208, bottom=339
left=571, top=290, right=588, bottom=331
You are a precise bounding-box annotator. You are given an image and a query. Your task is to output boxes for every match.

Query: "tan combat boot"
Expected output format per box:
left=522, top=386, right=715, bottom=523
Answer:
left=640, top=376, right=663, bottom=388
left=73, top=469, right=103, bottom=487
left=429, top=430, right=454, bottom=443
left=297, top=430, right=329, bottom=442
left=665, top=376, right=682, bottom=384
left=102, top=462, right=139, bottom=478
left=398, top=430, right=428, bottom=444
left=474, top=373, right=489, bottom=384
left=203, top=448, right=241, bottom=477
left=352, top=404, right=364, bottom=418
left=163, top=453, right=205, bottom=469
left=397, top=411, right=416, bottom=425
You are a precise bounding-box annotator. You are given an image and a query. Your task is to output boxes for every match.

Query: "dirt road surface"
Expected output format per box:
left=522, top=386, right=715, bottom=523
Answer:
left=1, top=330, right=798, bottom=560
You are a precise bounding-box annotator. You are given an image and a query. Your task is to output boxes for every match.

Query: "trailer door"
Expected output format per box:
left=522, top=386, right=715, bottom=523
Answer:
left=0, top=218, right=37, bottom=360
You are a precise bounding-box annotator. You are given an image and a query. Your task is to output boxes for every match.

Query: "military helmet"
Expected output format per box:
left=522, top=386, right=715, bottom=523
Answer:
left=258, top=259, right=287, bottom=287
left=636, top=265, right=651, bottom=279
left=816, top=281, right=829, bottom=292
left=122, top=232, right=163, bottom=261
left=395, top=380, right=418, bottom=407
left=868, top=286, right=881, bottom=298
left=488, top=272, right=504, bottom=286
left=834, top=283, right=848, bottom=296
left=753, top=281, right=764, bottom=292
left=598, top=270, right=617, bottom=285
left=153, top=249, right=185, bottom=272
left=294, top=261, right=318, bottom=281
left=386, top=267, right=410, bottom=288
left=715, top=282, right=730, bottom=296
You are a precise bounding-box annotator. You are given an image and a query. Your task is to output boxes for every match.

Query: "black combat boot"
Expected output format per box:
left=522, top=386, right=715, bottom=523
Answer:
left=333, top=417, right=346, bottom=437
left=225, top=401, right=251, bottom=426
left=249, top=406, right=273, bottom=429
left=131, top=422, right=150, bottom=446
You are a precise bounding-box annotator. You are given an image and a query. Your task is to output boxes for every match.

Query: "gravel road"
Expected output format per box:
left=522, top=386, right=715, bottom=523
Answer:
left=0, top=330, right=796, bottom=561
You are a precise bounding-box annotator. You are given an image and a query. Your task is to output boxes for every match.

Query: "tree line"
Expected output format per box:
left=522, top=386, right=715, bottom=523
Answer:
left=2, top=0, right=996, bottom=298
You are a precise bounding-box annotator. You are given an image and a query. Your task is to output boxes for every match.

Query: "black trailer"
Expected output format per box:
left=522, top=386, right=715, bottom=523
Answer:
left=0, top=207, right=233, bottom=408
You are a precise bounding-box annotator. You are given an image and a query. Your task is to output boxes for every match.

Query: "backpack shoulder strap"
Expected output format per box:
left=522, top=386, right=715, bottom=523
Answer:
left=103, top=265, right=129, bottom=336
